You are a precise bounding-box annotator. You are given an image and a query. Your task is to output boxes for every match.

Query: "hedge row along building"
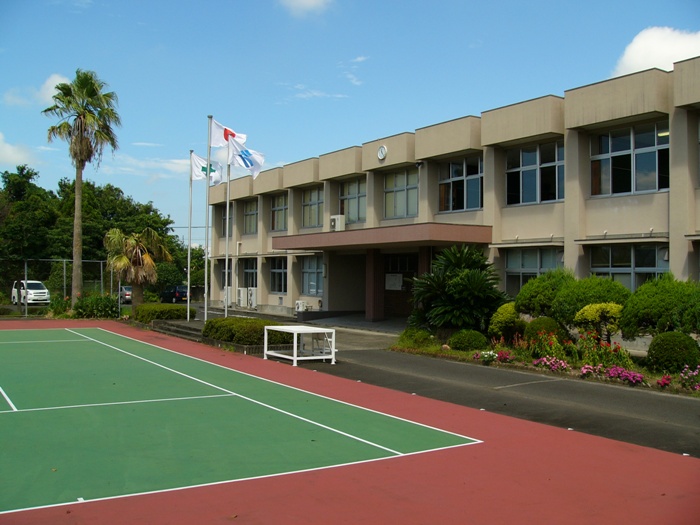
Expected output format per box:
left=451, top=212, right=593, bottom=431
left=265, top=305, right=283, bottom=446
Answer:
left=207, top=55, right=700, bottom=322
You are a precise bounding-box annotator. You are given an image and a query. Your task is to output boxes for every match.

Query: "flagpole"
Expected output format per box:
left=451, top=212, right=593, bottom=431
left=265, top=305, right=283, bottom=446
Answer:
left=187, top=150, right=193, bottom=322
left=204, top=115, right=213, bottom=322
left=224, top=159, right=231, bottom=318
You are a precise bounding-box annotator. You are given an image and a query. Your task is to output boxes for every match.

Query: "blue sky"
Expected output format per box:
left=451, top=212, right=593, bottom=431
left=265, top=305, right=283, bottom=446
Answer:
left=1, top=0, right=699, bottom=246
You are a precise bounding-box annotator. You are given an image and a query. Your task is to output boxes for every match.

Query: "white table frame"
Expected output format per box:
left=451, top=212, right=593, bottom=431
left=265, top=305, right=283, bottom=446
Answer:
left=264, top=325, right=336, bottom=366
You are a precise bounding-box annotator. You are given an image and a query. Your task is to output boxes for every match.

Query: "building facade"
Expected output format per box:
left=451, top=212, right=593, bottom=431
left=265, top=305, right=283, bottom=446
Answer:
left=208, top=56, right=700, bottom=321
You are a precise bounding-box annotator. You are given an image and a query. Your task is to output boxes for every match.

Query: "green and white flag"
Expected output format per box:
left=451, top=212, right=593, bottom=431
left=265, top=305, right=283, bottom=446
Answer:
left=190, top=152, right=224, bottom=185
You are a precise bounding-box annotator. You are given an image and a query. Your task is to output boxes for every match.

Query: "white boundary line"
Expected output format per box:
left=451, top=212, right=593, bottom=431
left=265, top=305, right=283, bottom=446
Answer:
left=93, top=327, right=483, bottom=444
left=66, top=328, right=404, bottom=456
left=0, top=393, right=235, bottom=414
left=0, top=339, right=89, bottom=345
left=0, top=326, right=483, bottom=517
left=0, top=386, right=17, bottom=411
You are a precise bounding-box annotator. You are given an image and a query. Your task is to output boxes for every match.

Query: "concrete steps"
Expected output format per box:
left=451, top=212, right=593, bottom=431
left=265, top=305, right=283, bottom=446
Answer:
left=152, top=320, right=203, bottom=342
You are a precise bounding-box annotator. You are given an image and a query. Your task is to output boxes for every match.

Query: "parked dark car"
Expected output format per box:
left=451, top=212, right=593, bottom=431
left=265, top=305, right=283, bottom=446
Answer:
left=160, top=285, right=188, bottom=303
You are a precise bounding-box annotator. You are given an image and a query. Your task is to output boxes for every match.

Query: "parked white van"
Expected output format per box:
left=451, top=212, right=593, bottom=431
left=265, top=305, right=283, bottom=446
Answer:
left=11, top=280, right=51, bottom=305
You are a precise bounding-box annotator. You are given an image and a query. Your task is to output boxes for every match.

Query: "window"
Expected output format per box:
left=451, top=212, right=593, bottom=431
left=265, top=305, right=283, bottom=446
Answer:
left=439, top=156, right=483, bottom=211
left=506, top=247, right=563, bottom=297
left=270, top=193, right=288, bottom=231
left=506, top=141, right=565, bottom=205
left=243, top=258, right=257, bottom=288
left=339, top=177, right=366, bottom=223
left=302, top=186, right=324, bottom=228
left=243, top=200, right=258, bottom=235
left=301, top=255, right=323, bottom=296
left=220, top=261, right=232, bottom=289
left=221, top=203, right=233, bottom=237
left=270, top=257, right=287, bottom=294
left=589, top=244, right=669, bottom=291
left=384, top=168, right=418, bottom=219
left=591, top=122, right=669, bottom=196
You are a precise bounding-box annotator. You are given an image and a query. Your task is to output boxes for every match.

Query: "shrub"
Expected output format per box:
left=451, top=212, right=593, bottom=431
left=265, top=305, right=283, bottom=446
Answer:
left=408, top=245, right=507, bottom=333
left=577, top=332, right=634, bottom=369
left=202, top=317, right=293, bottom=346
left=448, top=329, right=488, bottom=352
left=527, top=330, right=568, bottom=360
left=49, top=295, right=71, bottom=317
left=0, top=306, right=14, bottom=316
left=646, top=331, right=700, bottom=373
left=134, top=303, right=194, bottom=324
left=488, top=302, right=526, bottom=343
left=620, top=274, right=698, bottom=339
left=515, top=268, right=575, bottom=317
left=397, top=327, right=435, bottom=349
left=524, top=317, right=569, bottom=344
left=72, top=294, right=119, bottom=319
left=551, top=275, right=631, bottom=328
left=573, top=303, right=623, bottom=343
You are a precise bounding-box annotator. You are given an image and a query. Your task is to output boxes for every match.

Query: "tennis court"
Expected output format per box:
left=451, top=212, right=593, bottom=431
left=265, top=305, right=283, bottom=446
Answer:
left=0, top=325, right=480, bottom=515
left=1, top=320, right=699, bottom=524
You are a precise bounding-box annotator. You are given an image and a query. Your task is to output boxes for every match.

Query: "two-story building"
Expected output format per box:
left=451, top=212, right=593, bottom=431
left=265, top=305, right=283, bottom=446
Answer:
left=207, top=55, right=700, bottom=322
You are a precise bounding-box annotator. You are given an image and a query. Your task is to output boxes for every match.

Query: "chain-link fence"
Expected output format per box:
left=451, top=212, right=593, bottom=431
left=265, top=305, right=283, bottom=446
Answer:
left=0, top=259, right=117, bottom=305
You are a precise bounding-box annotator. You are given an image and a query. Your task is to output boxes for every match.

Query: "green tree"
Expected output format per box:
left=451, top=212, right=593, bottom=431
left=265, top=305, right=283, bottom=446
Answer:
left=619, top=273, right=698, bottom=339
left=550, top=275, right=631, bottom=328
left=514, top=267, right=575, bottom=317
left=43, top=69, right=121, bottom=306
left=104, top=228, right=172, bottom=309
left=408, top=245, right=507, bottom=335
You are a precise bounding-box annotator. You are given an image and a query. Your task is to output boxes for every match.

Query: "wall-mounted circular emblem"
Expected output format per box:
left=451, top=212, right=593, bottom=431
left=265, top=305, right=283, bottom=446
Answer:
left=377, top=145, right=387, bottom=160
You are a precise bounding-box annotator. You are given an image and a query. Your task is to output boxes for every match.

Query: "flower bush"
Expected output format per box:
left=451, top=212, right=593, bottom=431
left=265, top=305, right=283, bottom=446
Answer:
left=679, top=365, right=700, bottom=391
left=533, top=356, right=570, bottom=372
left=605, top=366, right=645, bottom=386
left=578, top=332, right=634, bottom=369
left=529, top=331, right=568, bottom=360
left=474, top=350, right=498, bottom=365
left=656, top=375, right=672, bottom=389
left=580, top=364, right=605, bottom=378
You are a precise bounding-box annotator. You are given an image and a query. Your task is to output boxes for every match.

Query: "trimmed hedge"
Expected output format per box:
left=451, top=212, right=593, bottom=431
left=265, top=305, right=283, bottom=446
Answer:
left=448, top=329, right=488, bottom=352
left=524, top=316, right=570, bottom=344
left=488, top=302, right=526, bottom=343
left=134, top=303, right=195, bottom=324
left=646, top=331, right=700, bottom=373
left=202, top=317, right=293, bottom=346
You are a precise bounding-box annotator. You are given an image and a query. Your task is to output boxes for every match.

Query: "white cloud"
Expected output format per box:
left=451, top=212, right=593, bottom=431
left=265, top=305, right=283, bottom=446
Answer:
left=3, top=73, right=70, bottom=107
left=612, top=27, right=700, bottom=77
left=278, top=0, right=332, bottom=16
left=0, top=132, right=38, bottom=167
left=37, top=74, right=70, bottom=104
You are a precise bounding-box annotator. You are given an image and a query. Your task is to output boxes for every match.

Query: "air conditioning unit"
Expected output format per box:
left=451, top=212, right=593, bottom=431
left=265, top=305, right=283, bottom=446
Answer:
left=248, top=287, right=257, bottom=308
left=295, top=300, right=309, bottom=312
left=237, top=288, right=248, bottom=307
left=330, top=214, right=345, bottom=231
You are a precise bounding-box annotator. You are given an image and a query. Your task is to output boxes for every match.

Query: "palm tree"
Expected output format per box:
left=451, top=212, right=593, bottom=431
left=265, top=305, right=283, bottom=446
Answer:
left=43, top=69, right=121, bottom=306
left=104, top=228, right=173, bottom=309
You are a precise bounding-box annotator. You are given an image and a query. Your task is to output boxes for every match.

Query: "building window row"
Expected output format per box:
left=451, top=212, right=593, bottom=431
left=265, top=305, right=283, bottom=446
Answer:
left=340, top=177, right=366, bottom=224
left=270, top=257, right=287, bottom=294
left=589, top=243, right=669, bottom=291
left=271, top=193, right=288, bottom=232
left=302, top=186, right=324, bottom=228
left=591, top=121, right=669, bottom=196
left=301, top=255, right=323, bottom=296
left=439, top=156, right=483, bottom=212
left=504, top=247, right=564, bottom=297
left=384, top=168, right=419, bottom=219
left=506, top=141, right=565, bottom=205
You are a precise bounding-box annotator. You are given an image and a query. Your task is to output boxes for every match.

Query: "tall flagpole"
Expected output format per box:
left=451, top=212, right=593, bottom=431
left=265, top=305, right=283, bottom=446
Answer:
left=205, top=115, right=213, bottom=322
left=187, top=150, right=194, bottom=322
left=224, top=159, right=231, bottom=318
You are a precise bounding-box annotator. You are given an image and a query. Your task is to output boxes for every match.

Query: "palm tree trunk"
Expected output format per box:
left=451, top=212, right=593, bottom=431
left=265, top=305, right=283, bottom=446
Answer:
left=71, top=166, right=83, bottom=307
left=131, top=282, right=144, bottom=310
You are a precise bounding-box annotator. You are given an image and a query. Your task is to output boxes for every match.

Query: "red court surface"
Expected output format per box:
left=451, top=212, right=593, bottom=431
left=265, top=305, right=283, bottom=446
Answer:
left=2, top=320, right=699, bottom=524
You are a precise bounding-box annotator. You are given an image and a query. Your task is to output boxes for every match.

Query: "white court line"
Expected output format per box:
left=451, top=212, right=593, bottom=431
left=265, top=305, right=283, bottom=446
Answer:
left=0, top=393, right=235, bottom=415
left=0, top=386, right=17, bottom=411
left=0, top=339, right=88, bottom=345
left=66, top=329, right=404, bottom=456
left=92, top=327, right=483, bottom=444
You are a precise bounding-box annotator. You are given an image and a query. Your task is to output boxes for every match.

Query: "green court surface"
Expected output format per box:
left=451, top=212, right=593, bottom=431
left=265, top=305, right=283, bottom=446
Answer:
left=0, top=328, right=480, bottom=513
